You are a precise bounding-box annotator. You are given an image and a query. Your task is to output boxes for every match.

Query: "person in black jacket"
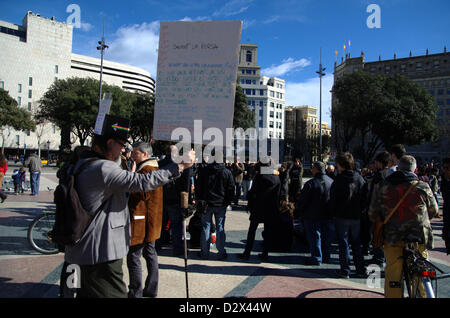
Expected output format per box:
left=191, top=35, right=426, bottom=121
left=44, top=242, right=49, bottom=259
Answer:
left=296, top=161, right=333, bottom=265
left=195, top=150, right=235, bottom=260
left=158, top=145, right=192, bottom=256
left=238, top=158, right=282, bottom=261
left=329, top=152, right=367, bottom=278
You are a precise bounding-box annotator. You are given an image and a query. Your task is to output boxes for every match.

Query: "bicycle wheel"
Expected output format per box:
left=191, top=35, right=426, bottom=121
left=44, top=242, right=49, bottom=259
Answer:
left=28, top=213, right=59, bottom=255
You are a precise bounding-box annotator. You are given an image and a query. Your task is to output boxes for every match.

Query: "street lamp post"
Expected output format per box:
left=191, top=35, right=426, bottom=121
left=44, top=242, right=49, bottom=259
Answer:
left=316, top=48, right=326, bottom=162
left=97, top=21, right=109, bottom=108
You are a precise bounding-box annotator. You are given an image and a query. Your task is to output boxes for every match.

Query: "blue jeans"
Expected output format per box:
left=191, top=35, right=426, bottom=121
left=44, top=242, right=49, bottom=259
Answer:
left=335, top=218, right=366, bottom=275
left=200, top=206, right=227, bottom=258
left=30, top=172, right=40, bottom=195
left=126, top=242, right=158, bottom=298
left=304, top=219, right=333, bottom=263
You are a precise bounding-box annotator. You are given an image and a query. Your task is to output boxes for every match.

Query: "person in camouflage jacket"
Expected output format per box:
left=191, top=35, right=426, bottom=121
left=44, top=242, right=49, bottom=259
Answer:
left=368, top=155, right=438, bottom=298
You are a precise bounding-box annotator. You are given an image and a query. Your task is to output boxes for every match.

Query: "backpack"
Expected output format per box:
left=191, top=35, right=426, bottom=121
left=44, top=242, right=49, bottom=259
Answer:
left=51, top=158, right=103, bottom=246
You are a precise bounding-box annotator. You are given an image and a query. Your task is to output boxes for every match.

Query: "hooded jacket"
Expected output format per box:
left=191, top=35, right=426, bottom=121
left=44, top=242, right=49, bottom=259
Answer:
left=329, top=170, right=367, bottom=220
left=369, top=170, right=438, bottom=248
left=195, top=163, right=235, bottom=207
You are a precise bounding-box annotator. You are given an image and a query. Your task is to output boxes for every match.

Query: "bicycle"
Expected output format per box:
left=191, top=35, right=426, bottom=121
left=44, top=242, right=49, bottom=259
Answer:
left=27, top=211, right=59, bottom=255
left=402, top=243, right=450, bottom=298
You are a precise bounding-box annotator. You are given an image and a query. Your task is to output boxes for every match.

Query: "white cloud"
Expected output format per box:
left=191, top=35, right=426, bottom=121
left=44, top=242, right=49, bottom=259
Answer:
left=107, top=21, right=160, bottom=77
left=261, top=58, right=311, bottom=77
left=285, top=74, right=334, bottom=125
left=79, top=22, right=93, bottom=32
left=212, top=0, right=254, bottom=17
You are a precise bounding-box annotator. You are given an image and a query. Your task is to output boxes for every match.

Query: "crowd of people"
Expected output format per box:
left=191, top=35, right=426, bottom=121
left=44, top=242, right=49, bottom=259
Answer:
left=12, top=132, right=444, bottom=299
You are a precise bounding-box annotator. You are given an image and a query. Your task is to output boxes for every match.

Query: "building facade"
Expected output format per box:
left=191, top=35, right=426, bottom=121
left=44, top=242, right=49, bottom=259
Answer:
left=285, top=105, right=331, bottom=163
left=238, top=43, right=286, bottom=139
left=0, top=11, right=154, bottom=156
left=332, top=48, right=450, bottom=163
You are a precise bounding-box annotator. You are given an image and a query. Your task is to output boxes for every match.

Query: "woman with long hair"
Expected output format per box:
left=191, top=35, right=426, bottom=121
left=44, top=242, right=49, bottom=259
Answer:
left=0, top=153, right=8, bottom=203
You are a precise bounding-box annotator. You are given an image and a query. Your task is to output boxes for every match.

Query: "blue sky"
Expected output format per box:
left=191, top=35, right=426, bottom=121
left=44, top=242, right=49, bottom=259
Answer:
left=1, top=0, right=449, bottom=125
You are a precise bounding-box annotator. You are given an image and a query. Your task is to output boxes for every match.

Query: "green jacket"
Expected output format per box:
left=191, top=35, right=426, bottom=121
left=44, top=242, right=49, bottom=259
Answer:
left=368, top=170, right=438, bottom=249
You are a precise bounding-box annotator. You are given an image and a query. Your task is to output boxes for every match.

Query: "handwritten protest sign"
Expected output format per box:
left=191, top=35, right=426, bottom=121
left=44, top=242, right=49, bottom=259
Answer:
left=153, top=21, right=242, bottom=143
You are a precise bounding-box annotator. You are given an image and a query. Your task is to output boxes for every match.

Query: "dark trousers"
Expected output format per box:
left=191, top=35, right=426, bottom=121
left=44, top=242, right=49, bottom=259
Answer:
left=77, top=259, right=127, bottom=298
left=243, top=220, right=261, bottom=255
left=127, top=242, right=159, bottom=298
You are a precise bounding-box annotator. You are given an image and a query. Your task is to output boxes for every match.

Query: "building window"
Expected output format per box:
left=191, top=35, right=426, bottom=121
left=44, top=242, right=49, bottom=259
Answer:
left=280, top=93, right=283, bottom=99
left=27, top=102, right=32, bottom=111
left=29, top=77, right=33, bottom=86
left=27, top=130, right=30, bottom=136
left=269, top=121, right=274, bottom=128
left=53, top=125, right=56, bottom=133
left=246, top=69, right=252, bottom=74
left=18, top=83, right=22, bottom=93
left=16, top=135, right=20, bottom=145
left=270, top=102, right=274, bottom=108
left=416, top=62, right=422, bottom=71
left=259, top=101, right=264, bottom=106
left=17, top=96, right=21, bottom=106
left=28, top=90, right=32, bottom=98
left=246, top=50, right=252, bottom=63
left=270, top=111, right=274, bottom=118
left=437, top=100, right=444, bottom=105
left=429, top=90, right=434, bottom=95
left=55, top=65, right=59, bottom=74
left=269, top=91, right=274, bottom=97
left=438, top=89, right=444, bottom=95
left=259, top=89, right=264, bottom=96
left=447, top=99, right=450, bottom=105
left=434, top=60, right=440, bottom=68
left=0, top=81, right=4, bottom=89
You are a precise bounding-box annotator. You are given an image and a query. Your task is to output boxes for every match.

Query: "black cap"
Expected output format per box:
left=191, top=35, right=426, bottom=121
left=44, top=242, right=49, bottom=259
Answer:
left=100, top=114, right=130, bottom=142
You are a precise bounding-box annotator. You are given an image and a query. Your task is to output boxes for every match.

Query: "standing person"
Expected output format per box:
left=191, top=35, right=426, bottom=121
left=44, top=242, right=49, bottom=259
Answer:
left=195, top=150, right=235, bottom=260
left=386, top=144, right=406, bottom=177
left=368, top=155, right=438, bottom=298
left=289, top=158, right=303, bottom=202
left=329, top=152, right=367, bottom=278
left=239, top=158, right=281, bottom=261
left=24, top=152, right=42, bottom=196
left=242, top=161, right=256, bottom=200
left=441, top=157, right=450, bottom=254
left=158, top=145, right=192, bottom=256
left=64, top=116, right=195, bottom=298
left=12, top=167, right=26, bottom=195
left=296, top=161, right=333, bottom=265
left=0, top=153, right=7, bottom=203
left=365, top=151, right=391, bottom=266
left=127, top=142, right=163, bottom=298
left=231, top=157, right=245, bottom=205
left=278, top=164, right=289, bottom=201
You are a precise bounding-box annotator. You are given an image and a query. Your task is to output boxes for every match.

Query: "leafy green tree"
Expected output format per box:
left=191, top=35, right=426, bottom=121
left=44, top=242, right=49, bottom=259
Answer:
left=0, top=88, right=35, bottom=153
left=38, top=77, right=136, bottom=150
left=129, top=92, right=154, bottom=143
left=332, top=72, right=439, bottom=165
left=233, top=84, right=255, bottom=130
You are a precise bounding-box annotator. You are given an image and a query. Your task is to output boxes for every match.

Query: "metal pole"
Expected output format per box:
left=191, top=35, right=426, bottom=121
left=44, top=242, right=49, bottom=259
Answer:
left=182, top=218, right=189, bottom=299
left=316, top=48, right=326, bottom=162
left=97, top=20, right=108, bottom=107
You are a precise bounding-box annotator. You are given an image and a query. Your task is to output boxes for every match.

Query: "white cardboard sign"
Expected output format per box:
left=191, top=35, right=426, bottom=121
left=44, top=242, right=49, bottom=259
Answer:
left=153, top=20, right=242, bottom=142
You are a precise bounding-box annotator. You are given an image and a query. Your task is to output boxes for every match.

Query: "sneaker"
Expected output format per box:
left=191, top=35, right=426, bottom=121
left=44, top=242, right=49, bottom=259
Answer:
left=335, top=270, right=350, bottom=279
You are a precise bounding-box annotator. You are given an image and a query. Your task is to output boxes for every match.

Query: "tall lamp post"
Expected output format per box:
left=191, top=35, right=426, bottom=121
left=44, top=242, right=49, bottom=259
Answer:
left=96, top=21, right=108, bottom=107
left=316, top=48, right=326, bottom=161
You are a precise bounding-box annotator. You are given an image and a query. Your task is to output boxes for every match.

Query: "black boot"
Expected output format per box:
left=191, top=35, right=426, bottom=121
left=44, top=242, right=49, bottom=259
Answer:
left=0, top=191, right=7, bottom=203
